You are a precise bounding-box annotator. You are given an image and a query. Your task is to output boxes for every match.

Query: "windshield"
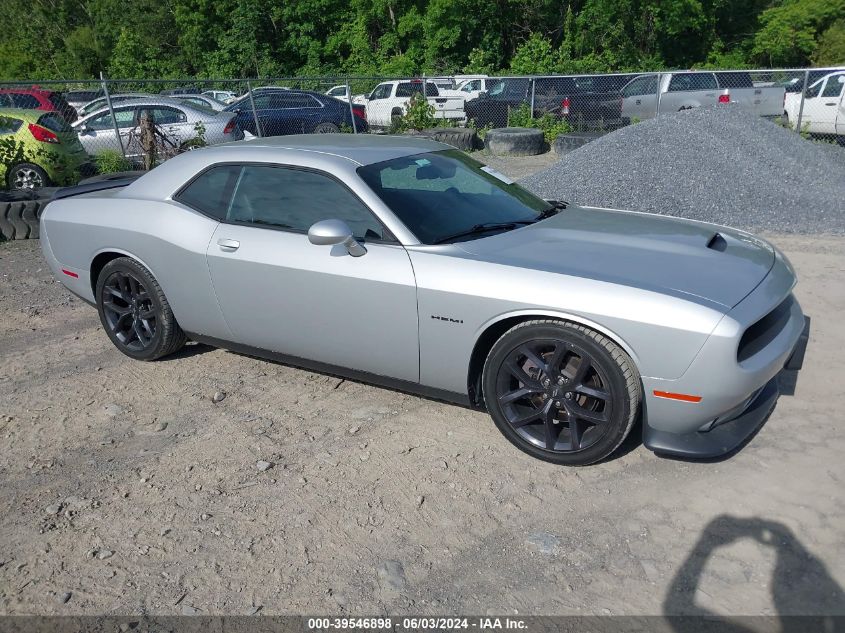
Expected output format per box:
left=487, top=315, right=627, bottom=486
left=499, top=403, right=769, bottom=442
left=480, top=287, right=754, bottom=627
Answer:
left=357, top=150, right=552, bottom=244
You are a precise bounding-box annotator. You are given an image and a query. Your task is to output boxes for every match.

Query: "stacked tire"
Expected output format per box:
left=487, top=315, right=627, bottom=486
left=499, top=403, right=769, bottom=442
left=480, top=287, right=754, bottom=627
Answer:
left=0, top=199, right=48, bottom=240
left=484, top=127, right=545, bottom=156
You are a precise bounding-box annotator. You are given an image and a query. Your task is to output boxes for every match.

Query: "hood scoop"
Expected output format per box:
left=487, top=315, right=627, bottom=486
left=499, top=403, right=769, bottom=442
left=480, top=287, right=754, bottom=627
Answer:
left=706, top=232, right=728, bottom=252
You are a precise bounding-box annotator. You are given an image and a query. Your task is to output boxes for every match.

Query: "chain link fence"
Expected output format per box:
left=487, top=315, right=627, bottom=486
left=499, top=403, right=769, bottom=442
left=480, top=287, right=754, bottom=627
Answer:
left=0, top=67, right=842, bottom=192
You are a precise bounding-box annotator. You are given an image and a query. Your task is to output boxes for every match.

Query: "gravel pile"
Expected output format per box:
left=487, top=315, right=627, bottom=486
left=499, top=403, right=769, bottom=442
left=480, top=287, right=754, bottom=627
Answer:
left=520, top=105, right=845, bottom=234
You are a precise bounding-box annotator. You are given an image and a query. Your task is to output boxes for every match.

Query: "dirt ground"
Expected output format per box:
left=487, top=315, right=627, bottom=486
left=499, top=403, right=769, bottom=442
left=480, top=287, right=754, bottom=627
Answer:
left=0, top=163, right=843, bottom=618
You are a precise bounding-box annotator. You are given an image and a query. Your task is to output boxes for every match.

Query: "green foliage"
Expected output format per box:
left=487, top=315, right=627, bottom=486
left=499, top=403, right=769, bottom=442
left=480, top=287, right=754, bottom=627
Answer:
left=813, top=20, right=845, bottom=65
left=0, top=0, right=842, bottom=80
left=506, top=103, right=572, bottom=143
left=467, top=118, right=493, bottom=139
left=95, top=150, right=133, bottom=174
left=391, top=92, right=440, bottom=132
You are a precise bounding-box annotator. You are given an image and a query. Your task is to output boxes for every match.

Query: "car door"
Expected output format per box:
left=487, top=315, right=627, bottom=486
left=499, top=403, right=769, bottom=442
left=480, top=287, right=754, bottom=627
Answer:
left=205, top=163, right=420, bottom=382
left=77, top=106, right=137, bottom=156
left=621, top=75, right=658, bottom=120
left=799, top=80, right=825, bottom=130
left=837, top=82, right=845, bottom=137
left=137, top=105, right=193, bottom=149
left=365, top=83, right=393, bottom=127
left=816, top=76, right=844, bottom=134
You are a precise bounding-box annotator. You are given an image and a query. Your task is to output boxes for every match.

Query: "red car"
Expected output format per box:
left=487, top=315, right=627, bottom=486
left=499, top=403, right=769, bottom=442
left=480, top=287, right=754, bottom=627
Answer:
left=0, top=87, right=78, bottom=123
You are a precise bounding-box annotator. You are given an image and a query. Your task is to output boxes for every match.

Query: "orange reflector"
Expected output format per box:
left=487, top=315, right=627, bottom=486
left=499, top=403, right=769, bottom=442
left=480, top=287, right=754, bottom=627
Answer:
left=653, top=390, right=702, bottom=403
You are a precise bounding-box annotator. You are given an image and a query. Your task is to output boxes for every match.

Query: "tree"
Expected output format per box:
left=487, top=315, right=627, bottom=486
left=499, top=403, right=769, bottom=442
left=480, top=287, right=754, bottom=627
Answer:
left=813, top=20, right=845, bottom=66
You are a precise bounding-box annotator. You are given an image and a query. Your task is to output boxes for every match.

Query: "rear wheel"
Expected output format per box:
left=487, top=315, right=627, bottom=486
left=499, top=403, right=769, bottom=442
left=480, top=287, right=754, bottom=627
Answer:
left=482, top=320, right=640, bottom=465
left=313, top=122, right=340, bottom=133
left=7, top=163, right=49, bottom=191
left=95, top=257, right=186, bottom=361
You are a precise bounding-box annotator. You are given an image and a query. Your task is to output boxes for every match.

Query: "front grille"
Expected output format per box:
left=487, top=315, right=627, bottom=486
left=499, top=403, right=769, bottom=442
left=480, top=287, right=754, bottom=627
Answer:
left=737, top=295, right=794, bottom=363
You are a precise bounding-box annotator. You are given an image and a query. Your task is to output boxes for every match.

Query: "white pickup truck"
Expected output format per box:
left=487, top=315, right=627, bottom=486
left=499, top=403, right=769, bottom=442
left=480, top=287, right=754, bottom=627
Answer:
left=783, top=71, right=845, bottom=138
left=621, top=72, right=785, bottom=121
left=364, top=80, right=465, bottom=128
left=439, top=77, right=495, bottom=102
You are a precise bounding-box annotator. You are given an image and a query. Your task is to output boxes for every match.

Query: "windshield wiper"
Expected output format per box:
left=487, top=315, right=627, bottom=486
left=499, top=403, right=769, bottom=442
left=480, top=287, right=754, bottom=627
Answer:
left=536, top=200, right=568, bottom=221
left=433, top=221, right=532, bottom=244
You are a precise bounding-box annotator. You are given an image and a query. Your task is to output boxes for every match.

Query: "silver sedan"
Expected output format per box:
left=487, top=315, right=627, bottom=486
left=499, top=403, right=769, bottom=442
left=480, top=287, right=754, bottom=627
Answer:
left=40, top=135, right=808, bottom=465
left=71, top=98, right=243, bottom=161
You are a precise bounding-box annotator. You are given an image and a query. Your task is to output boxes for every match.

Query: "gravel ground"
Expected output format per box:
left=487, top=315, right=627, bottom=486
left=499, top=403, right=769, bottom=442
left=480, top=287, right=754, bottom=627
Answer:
left=1, top=154, right=844, bottom=620
left=520, top=106, right=845, bottom=235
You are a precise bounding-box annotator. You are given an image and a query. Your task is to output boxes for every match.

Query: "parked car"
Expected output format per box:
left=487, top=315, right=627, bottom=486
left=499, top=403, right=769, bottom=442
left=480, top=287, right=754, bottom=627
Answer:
left=40, top=135, right=808, bottom=465
left=171, top=94, right=226, bottom=111
left=783, top=71, right=845, bottom=138
left=781, top=69, right=845, bottom=93
left=72, top=99, right=243, bottom=161
left=160, top=87, right=201, bottom=95
left=0, top=108, right=90, bottom=190
left=79, top=93, right=156, bottom=118
left=620, top=72, right=784, bottom=121
left=440, top=77, right=495, bottom=102
left=364, top=79, right=465, bottom=128
left=464, top=77, right=624, bottom=130
left=202, top=90, right=238, bottom=104
left=325, top=85, right=368, bottom=104
left=63, top=89, right=104, bottom=114
left=224, top=90, right=367, bottom=136
left=0, top=87, right=77, bottom=123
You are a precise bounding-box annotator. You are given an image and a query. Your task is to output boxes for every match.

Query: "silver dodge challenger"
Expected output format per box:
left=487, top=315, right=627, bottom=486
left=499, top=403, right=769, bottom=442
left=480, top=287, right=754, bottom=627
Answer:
left=40, top=135, right=809, bottom=465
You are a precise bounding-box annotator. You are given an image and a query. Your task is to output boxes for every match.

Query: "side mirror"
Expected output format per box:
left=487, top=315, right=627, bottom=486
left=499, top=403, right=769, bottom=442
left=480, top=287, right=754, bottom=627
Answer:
left=307, top=219, right=367, bottom=257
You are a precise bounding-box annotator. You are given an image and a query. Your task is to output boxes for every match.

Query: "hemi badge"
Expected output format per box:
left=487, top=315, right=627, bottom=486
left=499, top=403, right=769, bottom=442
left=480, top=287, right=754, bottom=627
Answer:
left=653, top=390, right=702, bottom=403
left=61, top=269, right=79, bottom=278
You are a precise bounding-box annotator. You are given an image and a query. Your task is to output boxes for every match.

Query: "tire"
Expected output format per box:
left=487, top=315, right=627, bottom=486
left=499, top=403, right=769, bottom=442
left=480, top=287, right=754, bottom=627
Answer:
left=22, top=202, right=40, bottom=239
left=7, top=163, right=50, bottom=191
left=313, top=122, right=340, bottom=133
left=482, top=319, right=640, bottom=466
left=421, top=127, right=479, bottom=151
left=0, top=203, right=15, bottom=240
left=484, top=127, right=544, bottom=156
left=95, top=257, right=186, bottom=361
left=552, top=131, right=603, bottom=155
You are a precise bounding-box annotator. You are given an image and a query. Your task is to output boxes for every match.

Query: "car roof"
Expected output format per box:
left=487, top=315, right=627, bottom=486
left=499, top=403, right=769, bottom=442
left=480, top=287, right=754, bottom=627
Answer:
left=78, top=98, right=213, bottom=120
left=214, top=133, right=450, bottom=165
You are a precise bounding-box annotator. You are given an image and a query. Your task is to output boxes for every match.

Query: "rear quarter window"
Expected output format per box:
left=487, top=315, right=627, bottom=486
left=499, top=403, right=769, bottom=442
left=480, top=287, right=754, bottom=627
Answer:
left=0, top=115, right=23, bottom=135
left=717, top=72, right=754, bottom=88
left=175, top=165, right=243, bottom=220
left=38, top=112, right=73, bottom=133
left=11, top=93, right=42, bottom=109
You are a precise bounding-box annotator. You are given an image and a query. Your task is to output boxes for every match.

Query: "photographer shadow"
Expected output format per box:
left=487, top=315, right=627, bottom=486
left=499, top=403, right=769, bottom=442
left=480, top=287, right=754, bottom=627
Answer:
left=663, top=515, right=845, bottom=633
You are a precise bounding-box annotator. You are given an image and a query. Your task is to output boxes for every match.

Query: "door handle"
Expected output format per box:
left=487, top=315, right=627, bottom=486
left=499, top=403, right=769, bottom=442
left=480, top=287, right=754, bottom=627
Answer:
left=635, top=99, right=641, bottom=105
left=217, top=238, right=240, bottom=252
left=825, top=102, right=836, bottom=106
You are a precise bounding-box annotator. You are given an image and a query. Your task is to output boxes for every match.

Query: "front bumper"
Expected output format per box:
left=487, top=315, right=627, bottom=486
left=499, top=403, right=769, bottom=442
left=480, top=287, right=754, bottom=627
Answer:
left=643, top=315, right=809, bottom=459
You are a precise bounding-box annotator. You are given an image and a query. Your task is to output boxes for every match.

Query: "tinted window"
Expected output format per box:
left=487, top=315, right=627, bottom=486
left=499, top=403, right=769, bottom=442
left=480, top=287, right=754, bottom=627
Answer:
left=273, top=93, right=321, bottom=108
left=358, top=150, right=549, bottom=245
left=226, top=165, right=386, bottom=240
left=0, top=94, right=12, bottom=107
left=11, top=93, right=41, bottom=109
left=668, top=73, right=717, bottom=91
left=175, top=165, right=242, bottom=220
left=717, top=72, right=754, bottom=88
left=138, top=106, right=187, bottom=124
left=0, top=115, right=22, bottom=135
left=535, top=78, right=577, bottom=96
left=822, top=78, right=843, bottom=98
left=328, top=87, right=346, bottom=96
left=87, top=107, right=136, bottom=129
left=462, top=80, right=481, bottom=92
left=622, top=75, right=657, bottom=98
left=805, top=82, right=822, bottom=99
left=38, top=113, right=73, bottom=133
left=396, top=82, right=438, bottom=97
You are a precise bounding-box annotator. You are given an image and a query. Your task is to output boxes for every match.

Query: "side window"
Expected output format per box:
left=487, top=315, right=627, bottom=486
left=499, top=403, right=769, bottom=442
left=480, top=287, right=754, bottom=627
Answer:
left=11, top=93, right=41, bottom=109
left=87, top=107, right=136, bottom=130
left=274, top=93, right=321, bottom=108
left=668, top=73, right=717, bottom=92
left=175, top=165, right=242, bottom=220
left=396, top=82, right=420, bottom=97
left=805, top=82, right=822, bottom=99
left=0, top=115, right=22, bottom=135
left=370, top=84, right=390, bottom=100
left=226, top=165, right=386, bottom=240
left=822, top=78, right=843, bottom=98
left=623, top=76, right=657, bottom=98
left=0, top=94, right=12, bottom=107
left=139, top=106, right=187, bottom=124
left=329, top=87, right=346, bottom=97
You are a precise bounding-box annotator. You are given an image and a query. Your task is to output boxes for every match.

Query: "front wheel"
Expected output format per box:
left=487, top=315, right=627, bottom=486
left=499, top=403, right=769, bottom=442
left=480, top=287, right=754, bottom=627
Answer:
left=482, top=320, right=640, bottom=465
left=96, top=257, right=186, bottom=361
left=313, top=122, right=339, bottom=133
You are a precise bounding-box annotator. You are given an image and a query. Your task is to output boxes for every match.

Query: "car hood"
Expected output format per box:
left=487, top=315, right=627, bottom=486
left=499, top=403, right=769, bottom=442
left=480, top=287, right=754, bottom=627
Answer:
left=455, top=206, right=775, bottom=309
